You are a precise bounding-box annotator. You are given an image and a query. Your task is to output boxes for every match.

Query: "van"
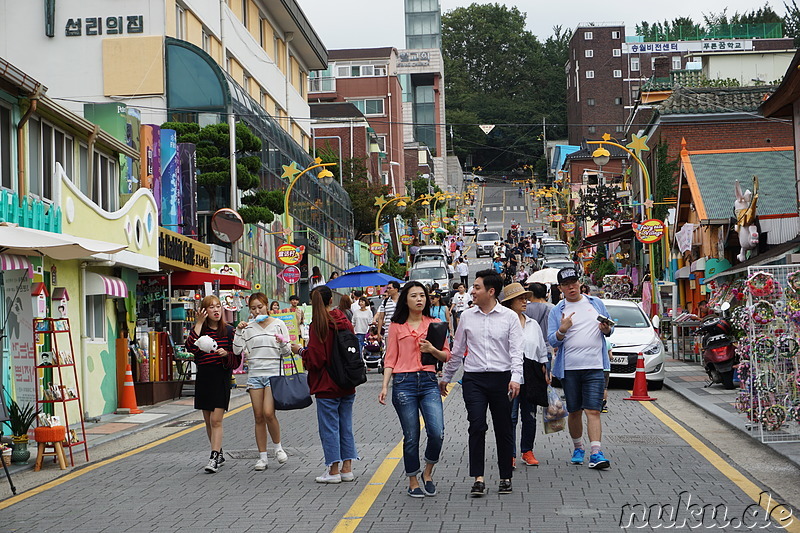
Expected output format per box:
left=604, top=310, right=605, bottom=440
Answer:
left=475, top=231, right=501, bottom=258
left=408, top=260, right=451, bottom=290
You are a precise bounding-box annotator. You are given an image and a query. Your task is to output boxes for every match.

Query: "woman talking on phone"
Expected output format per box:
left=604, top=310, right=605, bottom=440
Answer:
left=379, top=281, right=450, bottom=498
left=185, top=295, right=238, bottom=473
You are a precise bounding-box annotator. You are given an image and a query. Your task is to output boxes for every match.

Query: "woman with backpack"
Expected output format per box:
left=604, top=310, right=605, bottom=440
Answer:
left=185, top=295, right=239, bottom=474
left=291, top=285, right=359, bottom=484
left=378, top=281, right=451, bottom=497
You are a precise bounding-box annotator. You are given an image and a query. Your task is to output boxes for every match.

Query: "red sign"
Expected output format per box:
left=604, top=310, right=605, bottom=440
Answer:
left=369, top=242, right=385, bottom=256
left=279, top=266, right=301, bottom=284
left=366, top=286, right=376, bottom=296
left=276, top=243, right=305, bottom=266
left=636, top=219, right=665, bottom=244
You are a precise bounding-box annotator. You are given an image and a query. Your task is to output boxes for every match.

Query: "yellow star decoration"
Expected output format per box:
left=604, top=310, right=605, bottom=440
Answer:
left=281, top=161, right=301, bottom=180
left=314, top=157, right=323, bottom=165
left=643, top=198, right=655, bottom=209
left=601, top=133, right=612, bottom=141
left=374, top=195, right=388, bottom=208
left=627, top=134, right=650, bottom=159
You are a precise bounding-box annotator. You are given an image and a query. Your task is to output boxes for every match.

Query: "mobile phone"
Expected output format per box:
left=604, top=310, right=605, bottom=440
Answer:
left=597, top=315, right=615, bottom=326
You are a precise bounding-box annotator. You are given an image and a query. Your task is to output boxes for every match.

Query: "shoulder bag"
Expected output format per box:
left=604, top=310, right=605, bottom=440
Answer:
left=270, top=354, right=313, bottom=410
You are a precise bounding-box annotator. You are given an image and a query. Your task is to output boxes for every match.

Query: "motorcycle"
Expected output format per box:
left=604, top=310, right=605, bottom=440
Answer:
left=694, top=306, right=737, bottom=389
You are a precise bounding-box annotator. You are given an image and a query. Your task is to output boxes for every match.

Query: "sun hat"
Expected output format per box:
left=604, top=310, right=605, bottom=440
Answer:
left=500, top=283, right=532, bottom=303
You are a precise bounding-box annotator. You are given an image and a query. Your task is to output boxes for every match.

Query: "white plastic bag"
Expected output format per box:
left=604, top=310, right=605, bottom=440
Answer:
left=542, top=386, right=568, bottom=434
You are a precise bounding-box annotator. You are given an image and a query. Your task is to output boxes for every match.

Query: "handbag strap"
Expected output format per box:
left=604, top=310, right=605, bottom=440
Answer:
left=282, top=350, right=300, bottom=376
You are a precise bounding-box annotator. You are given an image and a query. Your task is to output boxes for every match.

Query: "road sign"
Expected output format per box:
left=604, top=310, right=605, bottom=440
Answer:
left=279, top=266, right=301, bottom=284
left=276, top=243, right=305, bottom=266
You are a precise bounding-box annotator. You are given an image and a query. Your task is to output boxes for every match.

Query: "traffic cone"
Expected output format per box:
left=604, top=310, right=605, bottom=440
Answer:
left=117, top=364, right=143, bottom=414
left=624, top=353, right=656, bottom=401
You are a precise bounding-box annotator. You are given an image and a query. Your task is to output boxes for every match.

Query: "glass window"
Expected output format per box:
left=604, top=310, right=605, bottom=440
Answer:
left=613, top=49, right=621, bottom=57
left=202, top=29, right=210, bottom=53
left=584, top=31, right=593, bottom=40
left=175, top=5, right=185, bottom=39
left=630, top=57, right=640, bottom=71
left=672, top=56, right=682, bottom=70
left=615, top=97, right=623, bottom=105
left=615, top=125, right=625, bottom=132
left=29, top=118, right=41, bottom=196
left=259, top=17, right=265, bottom=47
left=241, top=0, right=248, bottom=26
left=611, top=31, right=620, bottom=39
left=0, top=105, right=11, bottom=190
left=337, top=65, right=350, bottom=77
left=79, top=143, right=89, bottom=195
left=613, top=70, right=622, bottom=78
left=585, top=70, right=594, bottom=79
left=85, top=294, right=105, bottom=340
left=588, top=126, right=596, bottom=133
left=587, top=98, right=595, bottom=106
left=585, top=50, right=593, bottom=58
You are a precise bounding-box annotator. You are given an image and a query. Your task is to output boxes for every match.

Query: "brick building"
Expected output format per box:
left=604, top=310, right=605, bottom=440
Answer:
left=309, top=102, right=378, bottom=182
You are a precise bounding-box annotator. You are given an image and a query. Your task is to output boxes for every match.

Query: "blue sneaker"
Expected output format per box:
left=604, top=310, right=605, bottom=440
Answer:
left=570, top=448, right=585, bottom=465
left=588, top=451, right=610, bottom=469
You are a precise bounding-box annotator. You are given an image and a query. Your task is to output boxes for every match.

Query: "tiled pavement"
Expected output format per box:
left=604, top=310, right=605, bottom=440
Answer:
left=2, top=365, right=797, bottom=532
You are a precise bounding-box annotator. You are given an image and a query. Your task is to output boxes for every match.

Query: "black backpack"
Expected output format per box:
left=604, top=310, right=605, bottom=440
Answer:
left=327, top=328, right=367, bottom=389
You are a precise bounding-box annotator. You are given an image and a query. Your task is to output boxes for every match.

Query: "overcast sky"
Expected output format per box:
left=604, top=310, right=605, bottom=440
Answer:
left=296, top=0, right=788, bottom=50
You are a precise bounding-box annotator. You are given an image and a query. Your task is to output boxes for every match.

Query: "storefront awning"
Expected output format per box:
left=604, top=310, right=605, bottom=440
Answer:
left=704, top=237, right=800, bottom=282
left=0, top=222, right=126, bottom=260
left=0, top=253, right=33, bottom=278
left=86, top=273, right=128, bottom=298
left=581, top=224, right=634, bottom=249
left=163, top=271, right=252, bottom=290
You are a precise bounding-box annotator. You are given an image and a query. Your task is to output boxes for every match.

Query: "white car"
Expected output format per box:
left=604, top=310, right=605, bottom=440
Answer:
left=603, top=299, right=665, bottom=390
left=408, top=260, right=451, bottom=290
left=460, top=221, right=477, bottom=235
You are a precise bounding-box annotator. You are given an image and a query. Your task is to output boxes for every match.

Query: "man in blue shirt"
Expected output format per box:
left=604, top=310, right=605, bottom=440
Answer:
left=547, top=267, right=613, bottom=470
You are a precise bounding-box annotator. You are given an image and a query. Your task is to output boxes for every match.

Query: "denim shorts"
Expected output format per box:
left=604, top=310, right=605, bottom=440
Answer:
left=561, top=369, right=605, bottom=412
left=246, top=375, right=272, bottom=391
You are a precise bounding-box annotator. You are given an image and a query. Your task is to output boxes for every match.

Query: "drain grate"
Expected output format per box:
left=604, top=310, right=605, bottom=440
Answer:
left=606, top=434, right=668, bottom=445
left=164, top=420, right=204, bottom=428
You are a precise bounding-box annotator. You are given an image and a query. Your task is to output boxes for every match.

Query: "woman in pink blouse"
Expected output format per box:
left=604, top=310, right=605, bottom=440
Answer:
left=378, top=281, right=450, bottom=498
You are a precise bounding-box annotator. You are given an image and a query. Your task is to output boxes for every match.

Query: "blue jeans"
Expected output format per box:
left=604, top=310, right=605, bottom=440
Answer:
left=392, top=371, right=445, bottom=477
left=355, top=333, right=366, bottom=351
left=316, top=395, right=358, bottom=466
left=511, top=385, right=537, bottom=456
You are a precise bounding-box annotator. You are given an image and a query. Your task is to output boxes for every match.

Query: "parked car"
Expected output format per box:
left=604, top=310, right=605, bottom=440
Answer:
left=537, top=241, right=571, bottom=267
left=475, top=231, right=501, bottom=258
left=460, top=221, right=477, bottom=235
left=603, top=299, right=665, bottom=390
left=541, top=259, right=575, bottom=271
left=408, top=260, right=451, bottom=290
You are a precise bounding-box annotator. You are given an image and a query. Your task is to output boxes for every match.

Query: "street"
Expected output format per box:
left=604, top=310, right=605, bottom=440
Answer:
left=2, top=181, right=799, bottom=532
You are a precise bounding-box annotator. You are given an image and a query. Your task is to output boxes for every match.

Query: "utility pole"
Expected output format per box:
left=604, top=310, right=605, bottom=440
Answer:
left=542, top=117, right=548, bottom=183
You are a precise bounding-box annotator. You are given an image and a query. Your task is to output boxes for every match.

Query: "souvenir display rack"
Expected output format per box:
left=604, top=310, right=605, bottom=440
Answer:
left=736, top=265, right=800, bottom=444
left=33, top=318, right=89, bottom=466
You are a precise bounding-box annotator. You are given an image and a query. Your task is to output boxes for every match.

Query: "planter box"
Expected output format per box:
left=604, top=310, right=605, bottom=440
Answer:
left=133, top=381, right=184, bottom=406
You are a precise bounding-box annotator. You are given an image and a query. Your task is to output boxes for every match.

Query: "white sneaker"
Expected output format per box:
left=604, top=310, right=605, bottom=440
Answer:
left=276, top=449, right=288, bottom=464
left=254, top=458, right=268, bottom=471
left=315, top=470, right=342, bottom=484
left=340, top=471, right=355, bottom=482
left=204, top=457, right=219, bottom=474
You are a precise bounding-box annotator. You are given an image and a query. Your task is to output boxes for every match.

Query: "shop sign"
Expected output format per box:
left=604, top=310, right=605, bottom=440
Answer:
left=159, top=227, right=210, bottom=272
left=421, top=225, right=433, bottom=236
left=64, top=15, right=144, bottom=37
left=400, top=234, right=414, bottom=246
left=430, top=220, right=441, bottom=228
left=366, top=286, right=376, bottom=296
left=211, top=263, right=241, bottom=277
left=552, top=214, right=563, bottom=222
left=636, top=219, right=665, bottom=244
left=276, top=243, right=305, bottom=266
left=279, top=266, right=301, bottom=284
left=460, top=208, right=468, bottom=214
left=369, top=242, right=385, bottom=256
left=562, top=222, right=576, bottom=232
left=442, top=217, right=452, bottom=224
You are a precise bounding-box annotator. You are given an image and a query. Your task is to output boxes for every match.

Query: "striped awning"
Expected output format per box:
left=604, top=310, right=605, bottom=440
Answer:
left=0, top=254, right=33, bottom=278
left=86, top=272, right=128, bottom=298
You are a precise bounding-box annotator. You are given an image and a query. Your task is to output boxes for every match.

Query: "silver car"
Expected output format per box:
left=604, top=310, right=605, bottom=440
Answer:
left=408, top=260, right=451, bottom=290
left=475, top=231, right=501, bottom=258
left=604, top=299, right=665, bottom=389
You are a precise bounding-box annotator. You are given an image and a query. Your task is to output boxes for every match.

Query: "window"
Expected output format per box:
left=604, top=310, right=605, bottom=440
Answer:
left=243, top=73, right=251, bottom=92
left=585, top=70, right=594, bottom=79
left=651, top=57, right=657, bottom=70
left=630, top=57, right=640, bottom=71
left=375, top=66, right=387, bottom=76
left=337, top=65, right=350, bottom=78
left=93, top=151, right=117, bottom=211
left=241, top=0, right=248, bottom=26
left=585, top=49, right=593, bottom=58
left=28, top=117, right=71, bottom=201
left=85, top=295, right=105, bottom=340
left=225, top=56, right=231, bottom=74
left=0, top=104, right=11, bottom=190
left=351, top=99, right=384, bottom=116
left=79, top=143, right=89, bottom=195
left=613, top=70, right=622, bottom=78
left=259, top=16, right=266, bottom=47
left=202, top=29, right=210, bottom=53
left=615, top=97, right=623, bottom=105
left=615, top=125, right=625, bottom=132
left=360, top=65, right=375, bottom=76
left=611, top=31, right=620, bottom=39
left=613, top=49, right=621, bottom=57
left=260, top=91, right=266, bottom=109
left=587, top=98, right=595, bottom=106
left=309, top=67, right=335, bottom=92
left=672, top=56, right=682, bottom=70
left=588, top=126, right=596, bottom=134
left=175, top=5, right=185, bottom=39
left=584, top=31, right=593, bottom=40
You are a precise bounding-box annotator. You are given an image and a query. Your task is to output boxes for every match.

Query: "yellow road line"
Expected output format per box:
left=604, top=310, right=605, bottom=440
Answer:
left=641, top=401, right=799, bottom=532
left=331, top=384, right=454, bottom=533
left=0, top=403, right=252, bottom=510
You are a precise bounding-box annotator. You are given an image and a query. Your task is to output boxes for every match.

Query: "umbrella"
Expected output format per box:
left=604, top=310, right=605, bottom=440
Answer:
left=0, top=223, right=126, bottom=260
left=527, top=267, right=560, bottom=285
left=326, top=267, right=404, bottom=289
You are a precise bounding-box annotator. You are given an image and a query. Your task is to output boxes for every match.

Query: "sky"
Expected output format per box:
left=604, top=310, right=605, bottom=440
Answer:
left=296, top=0, right=787, bottom=50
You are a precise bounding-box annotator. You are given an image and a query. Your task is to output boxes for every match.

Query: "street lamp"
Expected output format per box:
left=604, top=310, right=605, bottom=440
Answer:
left=592, top=146, right=611, bottom=167
left=374, top=195, right=411, bottom=241
left=282, top=157, right=337, bottom=244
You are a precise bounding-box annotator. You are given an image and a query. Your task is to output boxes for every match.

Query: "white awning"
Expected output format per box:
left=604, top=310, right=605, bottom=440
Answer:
left=0, top=222, right=125, bottom=260
left=86, top=273, right=128, bottom=298
left=0, top=254, right=32, bottom=278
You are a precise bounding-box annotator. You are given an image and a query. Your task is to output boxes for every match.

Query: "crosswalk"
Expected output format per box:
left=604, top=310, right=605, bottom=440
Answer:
left=482, top=205, right=527, bottom=211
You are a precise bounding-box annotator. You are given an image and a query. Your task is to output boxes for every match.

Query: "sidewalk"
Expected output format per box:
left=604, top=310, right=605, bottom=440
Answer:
left=663, top=357, right=800, bottom=468
left=3, top=375, right=249, bottom=476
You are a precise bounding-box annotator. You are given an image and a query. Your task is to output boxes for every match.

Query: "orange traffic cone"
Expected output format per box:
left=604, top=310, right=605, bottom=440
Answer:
left=117, top=364, right=143, bottom=414
left=623, top=353, right=656, bottom=401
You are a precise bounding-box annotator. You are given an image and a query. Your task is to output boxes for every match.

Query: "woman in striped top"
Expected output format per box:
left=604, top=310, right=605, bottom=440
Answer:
left=186, top=295, right=238, bottom=473
left=233, top=293, right=291, bottom=471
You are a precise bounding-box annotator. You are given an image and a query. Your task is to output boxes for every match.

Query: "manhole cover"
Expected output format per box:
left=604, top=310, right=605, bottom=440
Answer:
left=606, top=434, right=668, bottom=445
left=164, top=420, right=204, bottom=428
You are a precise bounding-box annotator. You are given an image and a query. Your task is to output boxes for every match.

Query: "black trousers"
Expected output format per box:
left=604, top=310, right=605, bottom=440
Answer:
left=461, top=371, right=514, bottom=479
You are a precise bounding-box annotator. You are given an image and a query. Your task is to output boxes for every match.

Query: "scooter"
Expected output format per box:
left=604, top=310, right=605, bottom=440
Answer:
left=695, top=308, right=737, bottom=389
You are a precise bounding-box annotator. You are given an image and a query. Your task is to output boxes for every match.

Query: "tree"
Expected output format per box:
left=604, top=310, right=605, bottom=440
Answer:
left=574, top=183, right=623, bottom=233
left=161, top=121, right=282, bottom=224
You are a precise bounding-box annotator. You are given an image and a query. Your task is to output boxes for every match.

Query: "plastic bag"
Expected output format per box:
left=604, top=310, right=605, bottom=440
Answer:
left=542, top=386, right=568, bottom=434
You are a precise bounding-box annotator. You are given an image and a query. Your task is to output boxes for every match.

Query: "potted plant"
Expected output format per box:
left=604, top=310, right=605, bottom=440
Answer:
left=7, top=399, right=39, bottom=464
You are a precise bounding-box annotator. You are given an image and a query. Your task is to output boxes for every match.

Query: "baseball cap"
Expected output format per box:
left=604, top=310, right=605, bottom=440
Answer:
left=557, top=267, right=580, bottom=285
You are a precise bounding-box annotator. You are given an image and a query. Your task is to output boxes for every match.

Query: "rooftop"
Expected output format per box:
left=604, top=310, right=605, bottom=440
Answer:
left=657, top=85, right=777, bottom=115
left=328, top=47, right=396, bottom=61
left=309, top=102, right=366, bottom=120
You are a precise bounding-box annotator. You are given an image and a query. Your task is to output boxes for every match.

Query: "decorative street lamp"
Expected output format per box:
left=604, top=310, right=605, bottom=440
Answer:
left=281, top=157, right=336, bottom=244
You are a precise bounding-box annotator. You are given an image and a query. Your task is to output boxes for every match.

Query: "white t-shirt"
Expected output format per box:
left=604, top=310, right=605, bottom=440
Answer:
left=561, top=296, right=604, bottom=370
left=351, top=307, right=373, bottom=335
left=451, top=292, right=469, bottom=313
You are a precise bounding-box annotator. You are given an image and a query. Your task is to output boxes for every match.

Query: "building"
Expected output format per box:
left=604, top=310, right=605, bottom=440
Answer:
left=308, top=47, right=406, bottom=194
left=566, top=20, right=794, bottom=144
left=309, top=102, right=376, bottom=182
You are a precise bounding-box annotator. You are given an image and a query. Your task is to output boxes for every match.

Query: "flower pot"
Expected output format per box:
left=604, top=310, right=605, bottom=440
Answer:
left=11, top=436, right=31, bottom=465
